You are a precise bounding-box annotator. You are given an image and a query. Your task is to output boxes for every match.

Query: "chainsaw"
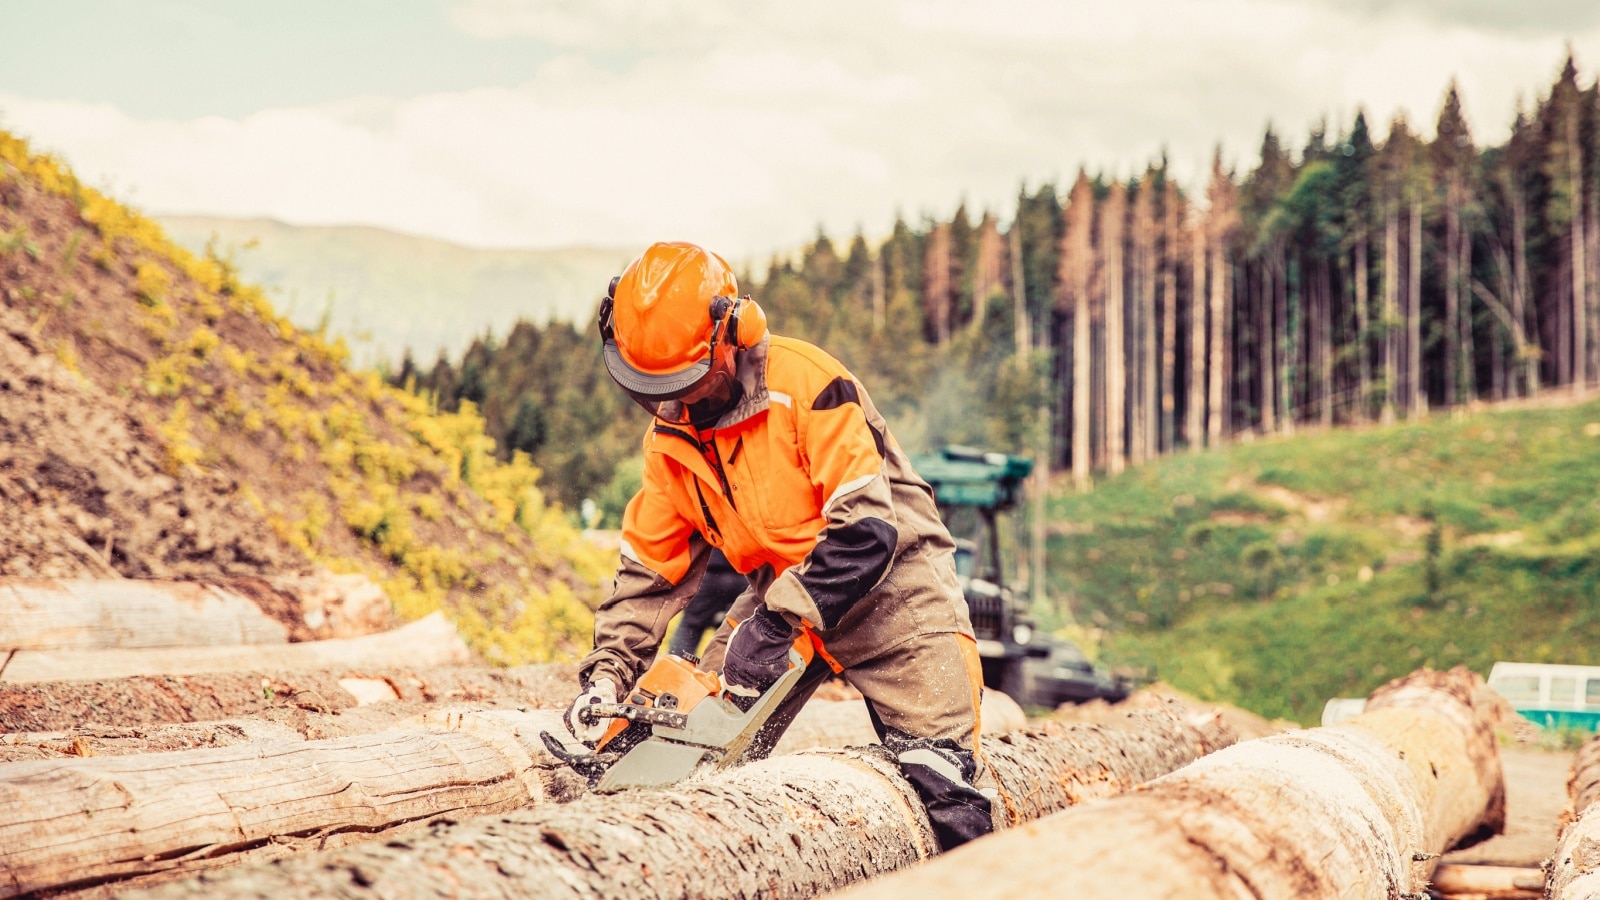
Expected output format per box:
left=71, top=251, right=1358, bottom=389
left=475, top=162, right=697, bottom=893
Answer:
left=540, top=632, right=816, bottom=793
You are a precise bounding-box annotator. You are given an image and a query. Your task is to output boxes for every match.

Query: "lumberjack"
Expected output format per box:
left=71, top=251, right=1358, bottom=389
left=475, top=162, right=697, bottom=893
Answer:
left=562, top=240, right=995, bottom=850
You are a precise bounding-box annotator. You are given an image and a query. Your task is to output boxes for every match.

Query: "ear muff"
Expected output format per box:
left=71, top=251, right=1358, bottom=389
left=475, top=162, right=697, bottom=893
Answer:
left=730, top=296, right=767, bottom=350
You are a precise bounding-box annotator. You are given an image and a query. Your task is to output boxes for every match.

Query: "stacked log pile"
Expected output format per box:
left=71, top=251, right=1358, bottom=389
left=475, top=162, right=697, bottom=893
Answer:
left=118, top=707, right=1233, bottom=899
left=836, top=666, right=1505, bottom=900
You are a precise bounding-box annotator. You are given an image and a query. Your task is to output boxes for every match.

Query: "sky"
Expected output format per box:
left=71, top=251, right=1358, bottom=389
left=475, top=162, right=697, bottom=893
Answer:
left=3, top=0, right=1600, bottom=262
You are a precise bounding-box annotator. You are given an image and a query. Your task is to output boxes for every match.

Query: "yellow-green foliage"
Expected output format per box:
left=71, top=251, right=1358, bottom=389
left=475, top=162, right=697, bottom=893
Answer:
left=0, top=128, right=599, bottom=663
left=157, top=400, right=204, bottom=475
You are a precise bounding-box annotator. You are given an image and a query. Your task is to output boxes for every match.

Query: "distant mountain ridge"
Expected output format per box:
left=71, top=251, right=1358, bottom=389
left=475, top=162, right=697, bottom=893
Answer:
left=158, top=215, right=635, bottom=365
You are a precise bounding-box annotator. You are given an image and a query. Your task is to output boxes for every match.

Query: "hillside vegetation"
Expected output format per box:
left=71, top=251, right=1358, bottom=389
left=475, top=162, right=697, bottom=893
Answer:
left=0, top=129, right=603, bottom=664
left=158, top=216, right=633, bottom=365
left=1049, top=396, right=1600, bottom=722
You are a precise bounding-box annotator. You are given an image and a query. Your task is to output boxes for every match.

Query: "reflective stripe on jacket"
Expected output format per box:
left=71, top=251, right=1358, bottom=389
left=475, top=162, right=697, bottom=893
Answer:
left=579, top=334, right=968, bottom=691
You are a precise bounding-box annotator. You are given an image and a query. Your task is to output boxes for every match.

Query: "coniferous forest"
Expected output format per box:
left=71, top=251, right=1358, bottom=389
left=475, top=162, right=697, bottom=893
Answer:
left=403, top=58, right=1600, bottom=522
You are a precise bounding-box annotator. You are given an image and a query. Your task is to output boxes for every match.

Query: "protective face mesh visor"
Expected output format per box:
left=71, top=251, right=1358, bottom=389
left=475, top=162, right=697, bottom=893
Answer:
left=602, top=339, right=714, bottom=421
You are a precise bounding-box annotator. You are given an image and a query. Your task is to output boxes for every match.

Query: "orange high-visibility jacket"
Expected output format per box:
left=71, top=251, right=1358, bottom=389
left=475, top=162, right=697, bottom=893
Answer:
left=579, top=334, right=967, bottom=691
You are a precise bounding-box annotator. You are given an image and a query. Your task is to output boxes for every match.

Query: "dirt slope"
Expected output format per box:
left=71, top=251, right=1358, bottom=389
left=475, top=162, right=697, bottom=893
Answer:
left=0, top=130, right=600, bottom=663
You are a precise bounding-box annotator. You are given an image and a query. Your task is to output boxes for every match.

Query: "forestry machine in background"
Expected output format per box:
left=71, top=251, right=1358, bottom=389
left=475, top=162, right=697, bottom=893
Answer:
left=910, top=446, right=1129, bottom=709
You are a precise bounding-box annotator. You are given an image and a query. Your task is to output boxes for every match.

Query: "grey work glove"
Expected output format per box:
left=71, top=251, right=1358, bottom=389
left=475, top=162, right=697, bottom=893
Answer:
left=564, top=677, right=618, bottom=745
left=720, top=607, right=799, bottom=698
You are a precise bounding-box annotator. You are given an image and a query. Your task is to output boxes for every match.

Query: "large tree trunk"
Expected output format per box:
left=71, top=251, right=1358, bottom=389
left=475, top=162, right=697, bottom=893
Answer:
left=0, top=579, right=290, bottom=651
left=1160, top=181, right=1180, bottom=453
left=1383, top=206, right=1400, bottom=424
left=1572, top=113, right=1588, bottom=394
left=1258, top=260, right=1275, bottom=434
left=0, top=662, right=577, bottom=733
left=1, top=611, right=472, bottom=683
left=1189, top=222, right=1207, bottom=449
left=838, top=667, right=1504, bottom=900
left=1410, top=198, right=1425, bottom=416
left=1206, top=227, right=1226, bottom=446
left=1548, top=735, right=1600, bottom=899
left=121, top=708, right=1234, bottom=900
left=0, top=710, right=583, bottom=897
left=1356, top=235, right=1371, bottom=419
left=1103, top=184, right=1127, bottom=474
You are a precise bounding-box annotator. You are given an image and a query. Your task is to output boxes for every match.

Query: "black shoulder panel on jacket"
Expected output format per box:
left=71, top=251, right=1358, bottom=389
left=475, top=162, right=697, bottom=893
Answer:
left=799, top=516, right=897, bottom=629
left=812, top=377, right=860, bottom=411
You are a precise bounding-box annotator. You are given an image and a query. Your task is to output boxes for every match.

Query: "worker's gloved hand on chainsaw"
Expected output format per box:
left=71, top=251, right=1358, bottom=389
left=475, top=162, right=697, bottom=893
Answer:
left=721, top=607, right=798, bottom=699
left=564, top=677, right=618, bottom=745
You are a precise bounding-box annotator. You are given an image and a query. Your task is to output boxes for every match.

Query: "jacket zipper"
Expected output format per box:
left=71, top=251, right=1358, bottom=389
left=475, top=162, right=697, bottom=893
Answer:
left=653, top=423, right=738, bottom=512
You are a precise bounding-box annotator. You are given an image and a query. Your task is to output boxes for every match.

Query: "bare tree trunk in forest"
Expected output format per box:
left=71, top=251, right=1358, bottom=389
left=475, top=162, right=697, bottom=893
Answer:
left=1355, top=237, right=1371, bottom=419
left=1065, top=174, right=1094, bottom=487
left=871, top=251, right=886, bottom=334
left=1010, top=226, right=1028, bottom=360
left=1445, top=188, right=1460, bottom=407
left=925, top=225, right=952, bottom=345
left=1103, top=185, right=1127, bottom=474
left=123, top=712, right=1235, bottom=900
left=972, top=215, right=1004, bottom=339
left=838, top=667, right=1505, bottom=900
left=1572, top=115, right=1588, bottom=393
left=1258, top=262, right=1274, bottom=434
left=1161, top=182, right=1180, bottom=453
left=1206, top=237, right=1224, bottom=447
left=1590, top=188, right=1600, bottom=389
left=1460, top=216, right=1475, bottom=401
left=1409, top=198, right=1424, bottom=416
left=1189, top=224, right=1206, bottom=449
left=1141, top=192, right=1158, bottom=464
left=1318, top=259, right=1333, bottom=427
left=1512, top=185, right=1536, bottom=395
left=1277, top=251, right=1293, bottom=435
left=1382, top=207, right=1399, bottom=424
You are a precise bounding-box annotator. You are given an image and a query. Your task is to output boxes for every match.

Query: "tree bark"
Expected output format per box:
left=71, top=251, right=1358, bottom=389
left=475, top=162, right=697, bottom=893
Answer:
left=1207, top=224, right=1226, bottom=446
left=0, top=579, right=290, bottom=652
left=0, top=662, right=577, bottom=733
left=0, top=710, right=586, bottom=897
left=1383, top=206, right=1400, bottom=424
left=1572, top=112, right=1588, bottom=394
left=1, top=611, right=473, bottom=684
left=1103, top=184, right=1127, bottom=474
left=120, top=708, right=1235, bottom=900
left=1446, top=189, right=1461, bottom=407
left=1189, top=222, right=1207, bottom=449
left=1410, top=198, right=1424, bottom=416
left=1258, top=260, right=1275, bottom=434
left=1161, top=181, right=1180, bottom=453
left=837, top=667, right=1504, bottom=900
left=1356, top=236, right=1371, bottom=419
left=1547, top=735, right=1600, bottom=899
left=1066, top=175, right=1094, bottom=487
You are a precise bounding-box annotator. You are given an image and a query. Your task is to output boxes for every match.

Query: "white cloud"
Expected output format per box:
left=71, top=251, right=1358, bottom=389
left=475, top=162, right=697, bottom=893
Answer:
left=3, top=0, right=1598, bottom=261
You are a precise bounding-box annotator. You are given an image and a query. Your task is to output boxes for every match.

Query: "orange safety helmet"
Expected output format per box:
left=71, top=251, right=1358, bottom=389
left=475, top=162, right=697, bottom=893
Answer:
left=599, top=242, right=767, bottom=424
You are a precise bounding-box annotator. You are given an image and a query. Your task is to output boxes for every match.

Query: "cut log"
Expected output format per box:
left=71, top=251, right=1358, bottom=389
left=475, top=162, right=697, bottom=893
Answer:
left=0, top=661, right=577, bottom=733
left=0, top=719, right=303, bottom=763
left=834, top=666, right=1503, bottom=900
left=0, top=709, right=582, bottom=897
left=0, top=611, right=473, bottom=683
left=0, top=579, right=289, bottom=651
left=1548, top=735, right=1600, bottom=899
left=119, top=707, right=1234, bottom=900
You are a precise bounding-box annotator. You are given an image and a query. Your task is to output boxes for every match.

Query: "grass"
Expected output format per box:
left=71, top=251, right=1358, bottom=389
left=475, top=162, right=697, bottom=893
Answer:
left=1045, top=399, right=1600, bottom=723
